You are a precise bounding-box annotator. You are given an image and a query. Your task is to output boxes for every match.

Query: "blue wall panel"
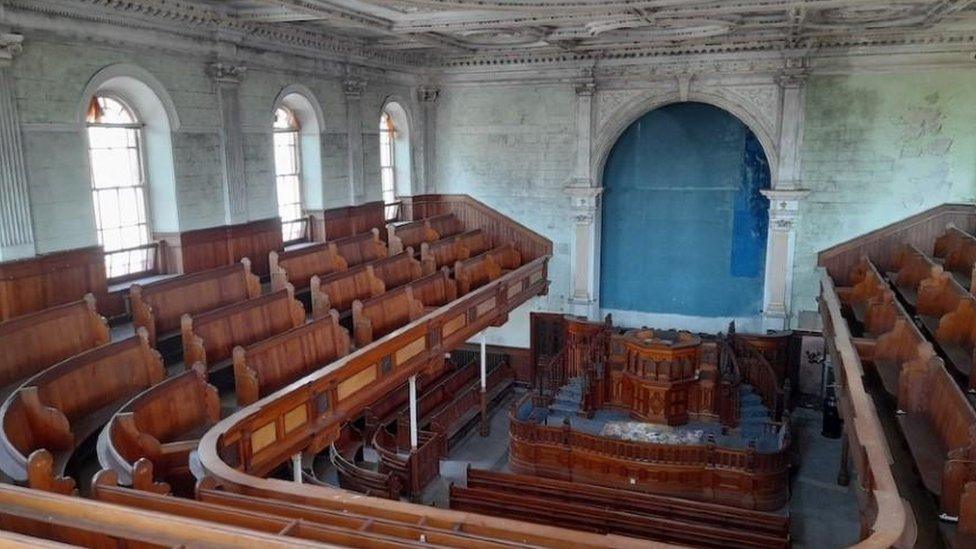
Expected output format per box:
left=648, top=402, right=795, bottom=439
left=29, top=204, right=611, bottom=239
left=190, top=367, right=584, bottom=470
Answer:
left=600, top=103, right=770, bottom=317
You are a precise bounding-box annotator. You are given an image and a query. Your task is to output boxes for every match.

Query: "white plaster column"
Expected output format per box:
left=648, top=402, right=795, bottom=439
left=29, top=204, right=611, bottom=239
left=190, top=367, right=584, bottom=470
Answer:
left=565, top=70, right=603, bottom=320
left=408, top=374, right=418, bottom=450
left=343, top=78, right=366, bottom=203
left=479, top=330, right=489, bottom=436
left=292, top=453, right=302, bottom=483
left=565, top=187, right=603, bottom=320
left=0, top=32, right=35, bottom=261
left=761, top=189, right=809, bottom=330
left=209, top=62, right=248, bottom=224
left=760, top=57, right=810, bottom=330
left=417, top=86, right=439, bottom=194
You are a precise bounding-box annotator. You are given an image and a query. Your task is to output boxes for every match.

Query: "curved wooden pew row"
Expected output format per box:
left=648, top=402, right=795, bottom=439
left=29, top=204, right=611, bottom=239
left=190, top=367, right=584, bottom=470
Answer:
left=233, top=310, right=351, bottom=407
left=455, top=250, right=502, bottom=295
left=369, top=248, right=423, bottom=290
left=130, top=259, right=261, bottom=347
left=310, top=263, right=385, bottom=319
left=0, top=294, right=109, bottom=402
left=420, top=228, right=490, bottom=274
left=269, top=241, right=347, bottom=295
left=332, top=229, right=388, bottom=267
left=181, top=284, right=306, bottom=374
left=97, top=363, right=219, bottom=493
left=0, top=328, right=164, bottom=493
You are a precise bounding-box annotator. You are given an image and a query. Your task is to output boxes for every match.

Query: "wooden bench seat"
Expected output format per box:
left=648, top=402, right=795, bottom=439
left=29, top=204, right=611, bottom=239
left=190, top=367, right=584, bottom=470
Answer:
left=269, top=242, right=347, bottom=294
left=935, top=224, right=976, bottom=292
left=331, top=229, right=387, bottom=267
left=485, top=242, right=523, bottom=271
left=888, top=244, right=939, bottom=307
left=933, top=299, right=976, bottom=381
left=352, top=286, right=424, bottom=347
left=370, top=249, right=423, bottom=290
left=130, top=259, right=261, bottom=346
left=233, top=310, right=350, bottom=406
left=409, top=268, right=458, bottom=312
left=426, top=213, right=464, bottom=240
left=98, top=363, right=218, bottom=493
left=915, top=266, right=968, bottom=333
left=897, top=351, right=976, bottom=516
left=0, top=329, right=164, bottom=493
left=388, top=218, right=439, bottom=255
left=0, top=294, right=109, bottom=402
left=310, top=264, right=385, bottom=319
left=181, top=285, right=306, bottom=373
left=419, top=229, right=489, bottom=275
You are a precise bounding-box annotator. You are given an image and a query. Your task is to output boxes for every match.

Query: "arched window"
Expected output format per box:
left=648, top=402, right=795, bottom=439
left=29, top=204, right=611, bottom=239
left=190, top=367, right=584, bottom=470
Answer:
left=273, top=106, right=304, bottom=242
left=86, top=95, right=152, bottom=278
left=379, top=111, right=397, bottom=206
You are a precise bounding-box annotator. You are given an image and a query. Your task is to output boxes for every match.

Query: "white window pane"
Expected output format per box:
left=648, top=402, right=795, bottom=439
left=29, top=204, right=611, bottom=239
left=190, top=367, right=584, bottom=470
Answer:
left=88, top=127, right=129, bottom=149
left=380, top=140, right=391, bottom=166
left=96, top=190, right=121, bottom=229
left=101, top=227, right=122, bottom=251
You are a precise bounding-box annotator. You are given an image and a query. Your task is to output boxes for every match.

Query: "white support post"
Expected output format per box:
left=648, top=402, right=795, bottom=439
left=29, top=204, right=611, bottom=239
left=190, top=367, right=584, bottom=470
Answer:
left=479, top=330, right=489, bottom=436
left=480, top=331, right=487, bottom=391
left=292, top=453, right=302, bottom=484
left=409, top=374, right=418, bottom=450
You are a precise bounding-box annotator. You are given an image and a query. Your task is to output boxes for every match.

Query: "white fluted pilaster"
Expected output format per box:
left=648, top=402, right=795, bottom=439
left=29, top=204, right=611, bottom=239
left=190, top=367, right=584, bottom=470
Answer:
left=210, top=62, right=248, bottom=224
left=344, top=78, right=366, bottom=203
left=0, top=32, right=34, bottom=261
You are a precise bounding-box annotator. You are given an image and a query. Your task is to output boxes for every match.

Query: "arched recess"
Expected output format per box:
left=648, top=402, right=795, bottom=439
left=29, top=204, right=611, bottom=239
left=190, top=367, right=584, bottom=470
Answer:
left=380, top=98, right=414, bottom=198
left=593, top=89, right=780, bottom=190
left=598, top=102, right=772, bottom=327
left=273, top=85, right=325, bottom=211
left=79, top=63, right=180, bottom=232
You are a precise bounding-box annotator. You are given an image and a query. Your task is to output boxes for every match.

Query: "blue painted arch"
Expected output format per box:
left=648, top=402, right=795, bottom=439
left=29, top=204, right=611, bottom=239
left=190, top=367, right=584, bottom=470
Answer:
left=599, top=102, right=771, bottom=318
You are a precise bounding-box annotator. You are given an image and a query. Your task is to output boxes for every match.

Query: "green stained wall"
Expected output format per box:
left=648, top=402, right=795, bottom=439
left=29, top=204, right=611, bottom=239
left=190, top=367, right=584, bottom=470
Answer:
left=792, top=71, right=976, bottom=319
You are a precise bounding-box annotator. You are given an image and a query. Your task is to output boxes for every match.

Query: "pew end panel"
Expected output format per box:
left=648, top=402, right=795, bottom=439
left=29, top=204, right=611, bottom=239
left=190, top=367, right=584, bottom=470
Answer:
left=27, top=448, right=76, bottom=495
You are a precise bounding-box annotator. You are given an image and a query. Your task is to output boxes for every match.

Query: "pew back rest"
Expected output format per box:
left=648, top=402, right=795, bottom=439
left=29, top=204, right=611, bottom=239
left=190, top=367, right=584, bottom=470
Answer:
left=426, top=214, right=463, bottom=240
left=456, top=229, right=490, bottom=257
left=181, top=286, right=306, bottom=368
left=936, top=299, right=976, bottom=348
left=917, top=267, right=967, bottom=318
left=310, top=265, right=385, bottom=318
left=131, top=260, right=261, bottom=343
left=332, top=229, right=387, bottom=267
left=486, top=243, right=523, bottom=271
left=936, top=225, right=976, bottom=271
left=0, top=294, right=109, bottom=392
left=352, top=286, right=424, bottom=347
left=892, top=244, right=937, bottom=290
left=410, top=269, right=458, bottom=309
left=269, top=243, right=348, bottom=292
left=455, top=252, right=502, bottom=295
left=233, top=311, right=350, bottom=406
left=370, top=250, right=423, bottom=290
left=388, top=220, right=439, bottom=254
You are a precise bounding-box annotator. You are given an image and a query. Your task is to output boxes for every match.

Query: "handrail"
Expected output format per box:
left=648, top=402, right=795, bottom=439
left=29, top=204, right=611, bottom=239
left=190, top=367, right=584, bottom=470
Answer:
left=732, top=335, right=784, bottom=421
left=820, top=270, right=914, bottom=548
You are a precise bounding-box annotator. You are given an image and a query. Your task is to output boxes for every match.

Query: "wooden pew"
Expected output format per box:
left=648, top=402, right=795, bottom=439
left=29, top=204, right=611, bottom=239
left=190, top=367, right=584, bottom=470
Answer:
left=387, top=219, right=438, bottom=255
left=897, top=350, right=976, bottom=517
left=0, top=294, right=109, bottom=401
left=888, top=244, right=939, bottom=307
left=486, top=242, right=523, bottom=271
left=352, top=286, right=424, bottom=347
left=0, top=328, right=164, bottom=493
left=915, top=266, right=968, bottom=333
left=370, top=249, right=423, bottom=290
left=932, top=298, right=976, bottom=383
left=934, top=224, right=976, bottom=292
left=310, top=264, right=385, bottom=319
left=419, top=229, right=489, bottom=275
left=332, top=229, right=388, bottom=267
left=269, top=242, right=347, bottom=294
left=181, top=285, right=306, bottom=373
left=131, top=259, right=261, bottom=346
left=454, top=251, right=502, bottom=295
left=233, top=310, right=351, bottom=406
left=426, top=214, right=464, bottom=241
left=836, top=256, right=889, bottom=325
left=98, top=363, right=218, bottom=494
left=409, top=268, right=458, bottom=312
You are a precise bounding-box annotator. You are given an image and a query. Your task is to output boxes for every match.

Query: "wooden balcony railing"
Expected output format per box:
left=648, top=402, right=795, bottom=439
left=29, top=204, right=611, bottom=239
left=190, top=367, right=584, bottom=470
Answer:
left=819, top=270, right=915, bottom=547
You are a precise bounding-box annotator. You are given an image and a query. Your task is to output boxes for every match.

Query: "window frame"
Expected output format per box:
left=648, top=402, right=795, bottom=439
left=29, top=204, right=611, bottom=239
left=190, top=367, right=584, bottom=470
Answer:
left=85, top=93, right=157, bottom=282
left=379, top=111, right=397, bottom=206
left=273, top=106, right=307, bottom=244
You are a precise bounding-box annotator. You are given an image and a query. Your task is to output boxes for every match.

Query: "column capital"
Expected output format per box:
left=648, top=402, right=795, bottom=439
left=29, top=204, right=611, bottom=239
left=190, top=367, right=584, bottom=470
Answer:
left=777, top=56, right=809, bottom=89
left=761, top=189, right=809, bottom=230
left=565, top=184, right=603, bottom=210
left=208, top=62, right=246, bottom=83
left=0, top=33, right=24, bottom=66
left=417, top=86, right=439, bottom=103
left=343, top=78, right=367, bottom=98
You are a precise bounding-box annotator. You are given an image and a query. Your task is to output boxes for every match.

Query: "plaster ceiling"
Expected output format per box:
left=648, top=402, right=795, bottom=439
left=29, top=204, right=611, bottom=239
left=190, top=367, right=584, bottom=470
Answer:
left=195, top=0, right=976, bottom=63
